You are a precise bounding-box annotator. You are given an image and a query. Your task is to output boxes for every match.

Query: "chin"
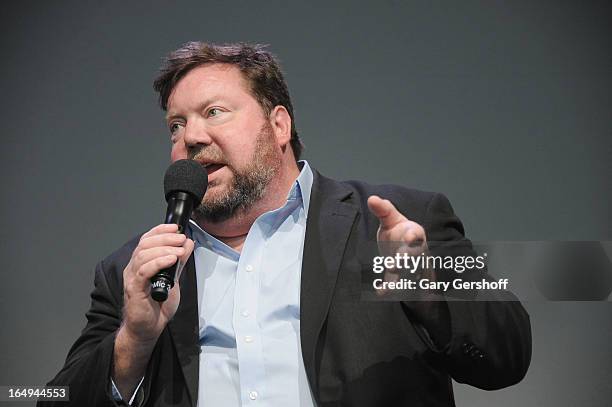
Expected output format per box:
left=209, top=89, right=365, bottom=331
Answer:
left=201, top=184, right=228, bottom=203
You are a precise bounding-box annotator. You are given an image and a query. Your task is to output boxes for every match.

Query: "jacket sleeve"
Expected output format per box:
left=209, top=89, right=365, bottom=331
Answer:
left=402, top=192, right=532, bottom=390
left=38, top=258, right=127, bottom=407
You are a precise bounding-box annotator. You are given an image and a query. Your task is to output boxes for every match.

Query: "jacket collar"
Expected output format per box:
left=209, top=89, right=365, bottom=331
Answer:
left=299, top=170, right=359, bottom=399
left=168, top=255, right=200, bottom=406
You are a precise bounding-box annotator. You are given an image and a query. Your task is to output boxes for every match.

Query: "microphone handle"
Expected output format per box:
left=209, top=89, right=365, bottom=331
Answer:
left=150, top=191, right=194, bottom=302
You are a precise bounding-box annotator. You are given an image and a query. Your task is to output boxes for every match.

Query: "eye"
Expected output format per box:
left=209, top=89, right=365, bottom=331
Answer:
left=169, top=122, right=183, bottom=134
left=208, top=107, right=222, bottom=117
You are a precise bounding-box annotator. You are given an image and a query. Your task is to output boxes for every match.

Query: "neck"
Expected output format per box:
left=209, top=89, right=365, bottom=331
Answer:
left=195, top=162, right=301, bottom=252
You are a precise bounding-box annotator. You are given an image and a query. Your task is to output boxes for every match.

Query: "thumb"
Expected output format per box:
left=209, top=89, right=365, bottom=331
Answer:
left=367, top=195, right=405, bottom=229
left=175, top=238, right=195, bottom=282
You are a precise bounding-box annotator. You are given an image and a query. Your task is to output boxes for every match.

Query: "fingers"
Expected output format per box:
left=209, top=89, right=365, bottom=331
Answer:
left=140, top=223, right=179, bottom=239
left=139, top=229, right=186, bottom=250
left=135, top=246, right=186, bottom=278
left=125, top=224, right=194, bottom=292
left=402, top=224, right=426, bottom=248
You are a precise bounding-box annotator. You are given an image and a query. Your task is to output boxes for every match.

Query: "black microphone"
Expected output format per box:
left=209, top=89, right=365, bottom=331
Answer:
left=150, top=159, right=208, bottom=302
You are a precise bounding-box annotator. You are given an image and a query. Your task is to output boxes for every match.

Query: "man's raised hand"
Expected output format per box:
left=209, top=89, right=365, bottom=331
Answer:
left=367, top=195, right=428, bottom=257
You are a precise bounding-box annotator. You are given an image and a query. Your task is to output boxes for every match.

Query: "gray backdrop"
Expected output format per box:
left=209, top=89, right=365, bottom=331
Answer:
left=1, top=1, right=611, bottom=406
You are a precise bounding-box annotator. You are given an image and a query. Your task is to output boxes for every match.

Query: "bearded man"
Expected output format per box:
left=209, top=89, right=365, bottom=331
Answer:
left=41, top=42, right=531, bottom=407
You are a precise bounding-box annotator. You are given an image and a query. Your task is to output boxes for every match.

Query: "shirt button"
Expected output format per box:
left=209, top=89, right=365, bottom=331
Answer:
left=249, top=390, right=258, bottom=400
left=245, top=264, right=253, bottom=272
left=241, top=310, right=250, bottom=318
left=245, top=335, right=254, bottom=343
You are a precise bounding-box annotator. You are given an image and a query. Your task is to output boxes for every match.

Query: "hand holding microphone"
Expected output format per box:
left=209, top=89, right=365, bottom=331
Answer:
left=114, top=161, right=207, bottom=397
left=120, top=160, right=207, bottom=343
left=150, top=159, right=209, bottom=301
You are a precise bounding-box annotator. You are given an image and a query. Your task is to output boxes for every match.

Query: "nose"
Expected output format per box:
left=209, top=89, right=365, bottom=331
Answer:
left=183, top=119, right=213, bottom=149
left=171, top=119, right=213, bottom=162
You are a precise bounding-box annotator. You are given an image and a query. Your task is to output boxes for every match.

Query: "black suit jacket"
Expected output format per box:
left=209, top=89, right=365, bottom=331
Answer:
left=42, top=170, right=531, bottom=406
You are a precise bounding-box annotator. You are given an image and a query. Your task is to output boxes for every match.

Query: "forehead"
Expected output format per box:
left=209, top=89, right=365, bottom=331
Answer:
left=167, top=63, right=253, bottom=109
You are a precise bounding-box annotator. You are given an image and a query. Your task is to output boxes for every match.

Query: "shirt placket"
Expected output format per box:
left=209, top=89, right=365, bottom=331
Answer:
left=234, top=222, right=267, bottom=405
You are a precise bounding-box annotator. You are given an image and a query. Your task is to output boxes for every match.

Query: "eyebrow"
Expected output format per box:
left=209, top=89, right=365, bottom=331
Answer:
left=165, top=111, right=183, bottom=122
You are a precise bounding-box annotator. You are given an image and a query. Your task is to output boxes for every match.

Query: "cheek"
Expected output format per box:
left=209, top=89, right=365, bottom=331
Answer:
left=170, top=143, right=188, bottom=162
left=225, top=147, right=255, bottom=172
left=229, top=132, right=260, bottom=158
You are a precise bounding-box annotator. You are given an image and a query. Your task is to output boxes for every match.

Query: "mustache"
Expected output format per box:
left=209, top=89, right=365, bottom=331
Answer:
left=189, top=146, right=227, bottom=164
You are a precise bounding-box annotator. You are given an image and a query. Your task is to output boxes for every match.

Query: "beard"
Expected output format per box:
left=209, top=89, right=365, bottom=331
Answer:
left=191, top=122, right=280, bottom=223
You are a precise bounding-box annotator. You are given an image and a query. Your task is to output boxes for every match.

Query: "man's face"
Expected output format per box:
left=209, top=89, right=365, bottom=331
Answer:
left=166, top=63, right=281, bottom=222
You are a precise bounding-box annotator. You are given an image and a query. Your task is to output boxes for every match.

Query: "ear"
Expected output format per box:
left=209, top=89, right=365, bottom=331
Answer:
left=269, top=106, right=292, bottom=148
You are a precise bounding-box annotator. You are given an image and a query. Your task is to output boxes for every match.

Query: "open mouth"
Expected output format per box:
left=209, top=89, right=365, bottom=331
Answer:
left=202, top=163, right=225, bottom=175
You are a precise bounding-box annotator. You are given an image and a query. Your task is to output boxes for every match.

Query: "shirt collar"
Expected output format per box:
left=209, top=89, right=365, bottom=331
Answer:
left=188, top=160, right=314, bottom=255
left=295, top=160, right=313, bottom=218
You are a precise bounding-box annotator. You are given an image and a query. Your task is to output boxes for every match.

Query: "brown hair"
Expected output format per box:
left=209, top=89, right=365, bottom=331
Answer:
left=153, top=42, right=303, bottom=160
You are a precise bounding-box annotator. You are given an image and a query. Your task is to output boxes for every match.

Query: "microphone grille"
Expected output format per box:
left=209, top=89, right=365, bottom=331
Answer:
left=163, top=159, right=208, bottom=202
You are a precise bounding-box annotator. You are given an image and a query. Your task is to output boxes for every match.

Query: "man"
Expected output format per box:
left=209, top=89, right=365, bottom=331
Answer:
left=42, top=42, right=531, bottom=406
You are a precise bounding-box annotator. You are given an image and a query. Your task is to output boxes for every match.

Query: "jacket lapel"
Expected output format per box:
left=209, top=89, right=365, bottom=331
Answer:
left=168, top=254, right=200, bottom=406
left=300, top=171, right=359, bottom=397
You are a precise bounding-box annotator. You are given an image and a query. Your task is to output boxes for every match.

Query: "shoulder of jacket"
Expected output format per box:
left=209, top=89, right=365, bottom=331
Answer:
left=338, top=178, right=441, bottom=208
left=98, top=233, right=143, bottom=273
